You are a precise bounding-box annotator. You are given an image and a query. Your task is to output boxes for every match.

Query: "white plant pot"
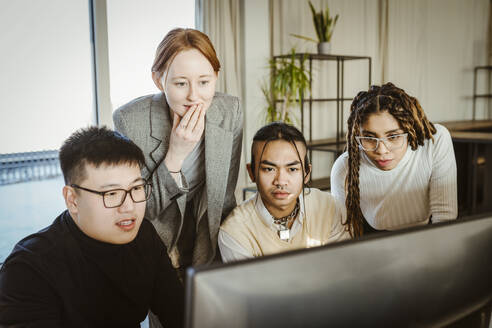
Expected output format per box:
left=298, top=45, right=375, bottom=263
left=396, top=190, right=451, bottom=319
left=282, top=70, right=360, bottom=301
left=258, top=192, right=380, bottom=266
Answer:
left=317, top=42, right=331, bottom=54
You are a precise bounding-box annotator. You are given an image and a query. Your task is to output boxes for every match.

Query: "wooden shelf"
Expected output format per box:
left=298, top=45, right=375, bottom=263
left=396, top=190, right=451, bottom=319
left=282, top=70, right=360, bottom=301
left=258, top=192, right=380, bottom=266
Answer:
left=308, top=177, right=331, bottom=190
left=440, top=120, right=492, bottom=131
left=307, top=137, right=346, bottom=153
left=439, top=120, right=492, bottom=142
left=437, top=120, right=492, bottom=132
left=309, top=144, right=345, bottom=153
left=274, top=98, right=353, bottom=103
left=273, top=53, right=371, bottom=61
left=306, top=137, right=345, bottom=147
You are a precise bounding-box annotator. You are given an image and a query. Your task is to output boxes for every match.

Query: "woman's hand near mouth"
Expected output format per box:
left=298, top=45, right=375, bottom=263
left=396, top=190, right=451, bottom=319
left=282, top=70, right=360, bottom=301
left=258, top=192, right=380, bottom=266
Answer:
left=164, top=103, right=205, bottom=173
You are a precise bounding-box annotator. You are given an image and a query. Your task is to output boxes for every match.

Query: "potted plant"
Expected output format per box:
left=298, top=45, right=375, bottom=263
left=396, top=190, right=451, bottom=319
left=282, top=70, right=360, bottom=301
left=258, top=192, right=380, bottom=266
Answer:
left=292, top=0, right=339, bottom=54
left=263, top=48, right=311, bottom=123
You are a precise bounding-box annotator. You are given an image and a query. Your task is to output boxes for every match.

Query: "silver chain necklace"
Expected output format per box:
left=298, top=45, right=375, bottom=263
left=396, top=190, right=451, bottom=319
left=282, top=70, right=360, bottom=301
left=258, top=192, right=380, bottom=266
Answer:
left=272, top=200, right=300, bottom=241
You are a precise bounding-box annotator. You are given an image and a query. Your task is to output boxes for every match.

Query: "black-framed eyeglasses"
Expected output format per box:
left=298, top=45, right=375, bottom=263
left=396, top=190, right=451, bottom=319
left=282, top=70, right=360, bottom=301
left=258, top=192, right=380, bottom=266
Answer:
left=355, top=133, right=408, bottom=152
left=70, top=182, right=152, bottom=208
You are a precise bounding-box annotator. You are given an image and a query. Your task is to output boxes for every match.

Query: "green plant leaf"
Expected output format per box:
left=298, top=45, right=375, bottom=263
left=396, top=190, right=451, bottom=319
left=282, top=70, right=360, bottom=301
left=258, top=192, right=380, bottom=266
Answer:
left=290, top=33, right=317, bottom=43
left=306, top=0, right=338, bottom=43
left=262, top=47, right=311, bottom=123
left=308, top=1, right=316, bottom=19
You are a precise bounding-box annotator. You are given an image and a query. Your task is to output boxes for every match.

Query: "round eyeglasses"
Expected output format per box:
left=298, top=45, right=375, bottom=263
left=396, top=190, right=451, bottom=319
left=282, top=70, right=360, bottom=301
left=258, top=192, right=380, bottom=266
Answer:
left=355, top=133, right=408, bottom=152
left=70, top=182, right=152, bottom=208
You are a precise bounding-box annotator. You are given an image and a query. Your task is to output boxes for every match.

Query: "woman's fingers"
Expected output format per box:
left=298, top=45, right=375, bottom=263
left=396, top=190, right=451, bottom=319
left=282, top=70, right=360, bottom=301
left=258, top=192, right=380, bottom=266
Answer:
left=187, top=103, right=202, bottom=132
left=172, top=112, right=181, bottom=131
left=193, top=104, right=206, bottom=134
left=177, top=104, right=197, bottom=130
left=167, top=104, right=205, bottom=166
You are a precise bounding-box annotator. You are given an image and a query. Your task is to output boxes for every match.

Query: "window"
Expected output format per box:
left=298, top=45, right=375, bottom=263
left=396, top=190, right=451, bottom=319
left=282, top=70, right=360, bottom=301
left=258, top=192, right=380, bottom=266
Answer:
left=106, top=0, right=195, bottom=109
left=0, top=0, right=95, bottom=154
left=0, top=1, right=195, bottom=271
left=0, top=0, right=93, bottom=263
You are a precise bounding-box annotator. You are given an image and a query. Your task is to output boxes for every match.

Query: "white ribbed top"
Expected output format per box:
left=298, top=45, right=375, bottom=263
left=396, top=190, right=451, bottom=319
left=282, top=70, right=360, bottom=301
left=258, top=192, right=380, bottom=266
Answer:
left=330, top=124, right=458, bottom=230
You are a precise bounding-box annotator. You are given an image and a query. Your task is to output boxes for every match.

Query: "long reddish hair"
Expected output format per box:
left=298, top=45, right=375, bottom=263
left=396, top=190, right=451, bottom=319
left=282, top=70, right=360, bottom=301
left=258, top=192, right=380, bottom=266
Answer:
left=151, top=28, right=220, bottom=78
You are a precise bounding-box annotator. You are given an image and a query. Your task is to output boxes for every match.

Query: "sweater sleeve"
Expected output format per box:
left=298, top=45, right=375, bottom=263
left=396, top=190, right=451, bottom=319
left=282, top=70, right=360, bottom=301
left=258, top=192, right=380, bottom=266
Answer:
left=429, top=125, right=458, bottom=222
left=325, top=198, right=351, bottom=243
left=330, top=153, right=348, bottom=206
left=0, top=261, right=63, bottom=327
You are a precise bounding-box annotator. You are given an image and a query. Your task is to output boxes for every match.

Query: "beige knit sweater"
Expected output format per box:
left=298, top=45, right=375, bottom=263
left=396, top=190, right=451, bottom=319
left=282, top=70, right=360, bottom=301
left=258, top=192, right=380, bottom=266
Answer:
left=220, top=188, right=350, bottom=258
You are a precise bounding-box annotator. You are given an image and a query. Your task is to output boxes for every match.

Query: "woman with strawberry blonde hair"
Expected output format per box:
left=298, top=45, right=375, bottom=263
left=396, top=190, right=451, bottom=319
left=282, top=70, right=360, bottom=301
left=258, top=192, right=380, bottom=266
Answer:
left=114, top=28, right=242, bottom=274
left=114, top=27, right=243, bottom=328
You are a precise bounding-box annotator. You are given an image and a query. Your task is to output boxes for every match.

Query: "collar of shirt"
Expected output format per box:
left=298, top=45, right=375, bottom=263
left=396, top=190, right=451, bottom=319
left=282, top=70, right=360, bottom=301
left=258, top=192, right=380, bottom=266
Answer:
left=254, top=192, right=305, bottom=241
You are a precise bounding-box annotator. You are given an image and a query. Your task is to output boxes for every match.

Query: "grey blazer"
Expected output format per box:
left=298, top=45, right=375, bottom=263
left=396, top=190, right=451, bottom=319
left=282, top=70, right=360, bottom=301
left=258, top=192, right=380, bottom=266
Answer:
left=113, top=92, right=242, bottom=267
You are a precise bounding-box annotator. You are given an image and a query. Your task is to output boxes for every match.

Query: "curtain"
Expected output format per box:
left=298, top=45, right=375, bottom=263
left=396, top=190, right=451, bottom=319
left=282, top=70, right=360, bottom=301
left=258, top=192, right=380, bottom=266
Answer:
left=199, top=0, right=242, bottom=98
left=197, top=0, right=248, bottom=200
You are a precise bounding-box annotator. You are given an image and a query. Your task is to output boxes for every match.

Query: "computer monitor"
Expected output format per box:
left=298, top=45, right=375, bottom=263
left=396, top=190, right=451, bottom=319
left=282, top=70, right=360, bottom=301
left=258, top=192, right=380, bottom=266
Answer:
left=185, top=215, right=492, bottom=328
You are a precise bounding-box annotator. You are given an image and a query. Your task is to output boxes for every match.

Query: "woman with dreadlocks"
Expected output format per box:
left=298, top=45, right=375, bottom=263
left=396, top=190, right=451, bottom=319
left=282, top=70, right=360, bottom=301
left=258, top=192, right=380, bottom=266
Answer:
left=330, top=82, right=457, bottom=237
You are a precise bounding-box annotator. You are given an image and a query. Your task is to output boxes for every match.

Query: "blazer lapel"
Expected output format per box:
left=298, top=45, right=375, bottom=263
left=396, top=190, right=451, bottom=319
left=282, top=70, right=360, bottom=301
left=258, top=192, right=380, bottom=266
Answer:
left=149, top=93, right=172, bottom=166
left=204, top=102, right=233, bottom=249
left=147, top=93, right=186, bottom=248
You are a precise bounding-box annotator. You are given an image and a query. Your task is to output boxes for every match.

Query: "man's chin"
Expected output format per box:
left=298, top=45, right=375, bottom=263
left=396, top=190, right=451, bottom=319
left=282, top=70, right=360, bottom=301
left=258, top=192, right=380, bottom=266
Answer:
left=266, top=196, right=296, bottom=209
left=108, top=232, right=139, bottom=245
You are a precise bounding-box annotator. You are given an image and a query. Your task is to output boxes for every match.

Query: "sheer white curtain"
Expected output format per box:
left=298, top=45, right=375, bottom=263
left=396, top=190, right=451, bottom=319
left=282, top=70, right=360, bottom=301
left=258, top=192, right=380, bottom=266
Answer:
left=198, top=0, right=242, bottom=97
left=197, top=0, right=247, bottom=199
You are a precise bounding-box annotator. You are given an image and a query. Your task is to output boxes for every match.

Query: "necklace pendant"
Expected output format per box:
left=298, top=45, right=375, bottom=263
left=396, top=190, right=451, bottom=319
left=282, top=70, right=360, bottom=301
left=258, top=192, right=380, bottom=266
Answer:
left=279, top=229, right=290, bottom=241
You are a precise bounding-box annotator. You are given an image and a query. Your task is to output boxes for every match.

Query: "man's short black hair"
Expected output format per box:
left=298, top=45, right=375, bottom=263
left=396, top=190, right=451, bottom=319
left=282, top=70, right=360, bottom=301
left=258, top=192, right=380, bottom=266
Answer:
left=59, top=126, right=145, bottom=185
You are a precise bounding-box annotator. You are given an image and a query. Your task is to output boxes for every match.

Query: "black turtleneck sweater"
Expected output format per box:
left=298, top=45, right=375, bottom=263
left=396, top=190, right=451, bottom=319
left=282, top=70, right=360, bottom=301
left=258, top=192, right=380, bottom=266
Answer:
left=0, top=210, right=184, bottom=328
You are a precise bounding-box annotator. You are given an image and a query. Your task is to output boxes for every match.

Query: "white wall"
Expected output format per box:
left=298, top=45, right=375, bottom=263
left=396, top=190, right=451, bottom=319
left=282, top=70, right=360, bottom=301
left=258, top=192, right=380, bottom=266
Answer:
left=384, top=0, right=490, bottom=122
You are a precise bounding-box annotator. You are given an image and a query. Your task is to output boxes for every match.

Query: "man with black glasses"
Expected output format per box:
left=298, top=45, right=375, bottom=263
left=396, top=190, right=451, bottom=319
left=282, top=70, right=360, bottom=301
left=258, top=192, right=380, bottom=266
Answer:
left=0, top=127, right=183, bottom=327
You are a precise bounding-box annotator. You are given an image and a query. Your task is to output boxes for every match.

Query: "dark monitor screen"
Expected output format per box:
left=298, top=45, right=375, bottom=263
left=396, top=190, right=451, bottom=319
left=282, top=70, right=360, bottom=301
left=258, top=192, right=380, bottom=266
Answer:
left=185, top=215, right=492, bottom=328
